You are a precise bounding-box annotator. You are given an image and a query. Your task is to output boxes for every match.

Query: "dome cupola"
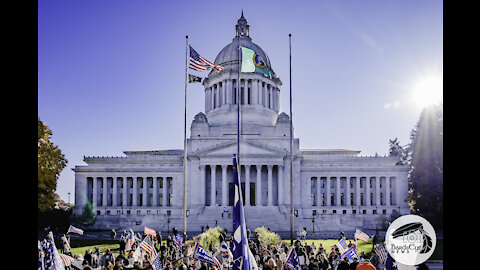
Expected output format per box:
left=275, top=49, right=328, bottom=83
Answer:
left=202, top=12, right=282, bottom=127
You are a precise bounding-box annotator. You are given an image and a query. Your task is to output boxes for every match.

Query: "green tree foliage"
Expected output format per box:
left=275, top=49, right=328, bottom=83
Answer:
left=38, top=118, right=67, bottom=211
left=80, top=202, right=96, bottom=226
left=388, top=138, right=409, bottom=165
left=407, top=104, right=443, bottom=230
left=254, top=226, right=282, bottom=246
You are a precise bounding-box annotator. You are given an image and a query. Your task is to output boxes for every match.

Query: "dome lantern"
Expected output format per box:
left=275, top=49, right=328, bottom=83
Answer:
left=235, top=10, right=249, bottom=37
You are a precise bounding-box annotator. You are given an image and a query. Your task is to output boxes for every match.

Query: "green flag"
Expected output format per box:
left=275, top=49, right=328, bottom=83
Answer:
left=188, top=74, right=202, bottom=83
left=241, top=47, right=270, bottom=78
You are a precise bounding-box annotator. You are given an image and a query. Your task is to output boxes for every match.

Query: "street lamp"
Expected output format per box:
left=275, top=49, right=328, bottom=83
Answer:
left=312, top=218, right=315, bottom=234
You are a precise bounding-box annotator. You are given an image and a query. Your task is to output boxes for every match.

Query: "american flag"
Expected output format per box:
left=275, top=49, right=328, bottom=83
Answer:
left=374, top=243, right=388, bottom=266
left=59, top=253, right=75, bottom=267
left=152, top=253, right=163, bottom=270
left=189, top=46, right=224, bottom=72
left=335, top=238, right=348, bottom=254
left=354, top=229, right=370, bottom=242
left=125, top=229, right=136, bottom=251
left=140, top=235, right=158, bottom=261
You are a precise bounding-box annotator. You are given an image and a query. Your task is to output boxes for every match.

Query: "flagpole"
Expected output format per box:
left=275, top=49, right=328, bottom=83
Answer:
left=237, top=35, right=241, bottom=180
left=183, top=35, right=188, bottom=235
left=289, top=33, right=294, bottom=246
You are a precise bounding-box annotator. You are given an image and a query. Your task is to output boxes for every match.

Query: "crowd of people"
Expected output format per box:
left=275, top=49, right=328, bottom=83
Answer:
left=54, top=228, right=390, bottom=270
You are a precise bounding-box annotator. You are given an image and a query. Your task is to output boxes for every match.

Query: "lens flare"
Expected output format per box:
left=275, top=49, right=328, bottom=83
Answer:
left=411, top=75, right=443, bottom=108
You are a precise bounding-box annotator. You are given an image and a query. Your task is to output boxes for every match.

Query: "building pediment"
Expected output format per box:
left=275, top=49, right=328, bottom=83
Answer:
left=192, top=140, right=286, bottom=158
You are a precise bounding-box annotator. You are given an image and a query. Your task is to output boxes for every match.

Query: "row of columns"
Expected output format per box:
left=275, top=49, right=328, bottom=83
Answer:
left=204, top=164, right=284, bottom=206
left=313, top=176, right=394, bottom=207
left=90, top=177, right=172, bottom=207
left=205, top=79, right=280, bottom=112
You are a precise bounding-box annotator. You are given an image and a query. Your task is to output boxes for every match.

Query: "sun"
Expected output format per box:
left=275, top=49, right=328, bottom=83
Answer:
left=411, top=75, right=443, bottom=108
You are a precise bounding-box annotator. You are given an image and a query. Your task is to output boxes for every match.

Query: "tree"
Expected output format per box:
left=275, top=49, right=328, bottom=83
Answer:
left=38, top=118, right=67, bottom=211
left=388, top=138, right=409, bottom=165
left=407, top=104, right=443, bottom=230
left=80, top=202, right=96, bottom=226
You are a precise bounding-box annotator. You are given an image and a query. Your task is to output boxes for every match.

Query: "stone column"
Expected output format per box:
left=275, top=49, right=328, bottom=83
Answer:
left=316, top=176, right=321, bottom=206
left=211, top=165, right=216, bottom=206
left=267, top=165, right=273, bottom=206
left=153, top=177, right=158, bottom=207
left=162, top=177, right=168, bottom=207
left=102, top=177, right=108, bottom=207
left=123, top=177, right=127, bottom=206
left=200, top=165, right=206, bottom=205
left=326, top=176, right=331, bottom=206
left=366, top=177, right=371, bottom=206
left=142, top=177, right=147, bottom=206
left=269, top=86, right=273, bottom=109
left=113, top=177, right=117, bottom=207
left=92, top=177, right=98, bottom=207
left=245, top=165, right=251, bottom=206
left=346, top=177, right=350, bottom=206
left=278, top=165, right=283, bottom=205
left=256, top=165, right=262, bottom=206
left=335, top=177, right=340, bottom=206
left=375, top=176, right=381, bottom=206
left=385, top=176, right=390, bottom=206
left=132, top=177, right=138, bottom=206
left=221, top=165, right=228, bottom=206
left=356, top=177, right=361, bottom=206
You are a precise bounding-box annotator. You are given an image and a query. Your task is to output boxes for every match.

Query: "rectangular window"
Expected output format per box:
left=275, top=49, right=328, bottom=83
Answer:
left=157, top=210, right=161, bottom=215
left=241, top=87, right=245, bottom=104
left=159, top=194, right=163, bottom=206
left=137, top=210, right=141, bottom=216
left=360, top=179, right=364, bottom=189
left=126, top=210, right=131, bottom=215
left=139, top=179, right=143, bottom=188
left=147, top=210, right=151, bottom=215
left=159, top=177, right=163, bottom=189
left=117, top=210, right=121, bottom=215
left=248, top=87, right=251, bottom=104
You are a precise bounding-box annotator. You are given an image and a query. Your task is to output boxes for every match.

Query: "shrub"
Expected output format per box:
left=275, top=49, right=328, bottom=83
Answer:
left=196, top=226, right=223, bottom=250
left=254, top=226, right=282, bottom=247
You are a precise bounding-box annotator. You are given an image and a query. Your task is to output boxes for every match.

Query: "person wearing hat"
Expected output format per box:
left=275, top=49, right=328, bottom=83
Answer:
left=100, top=248, right=115, bottom=270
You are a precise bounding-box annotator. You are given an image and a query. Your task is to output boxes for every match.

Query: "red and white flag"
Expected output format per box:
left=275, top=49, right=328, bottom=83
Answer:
left=144, top=226, right=157, bottom=237
left=58, top=253, right=75, bottom=267
left=139, top=235, right=157, bottom=261
left=189, top=46, right=224, bottom=72
left=354, top=229, right=370, bottom=242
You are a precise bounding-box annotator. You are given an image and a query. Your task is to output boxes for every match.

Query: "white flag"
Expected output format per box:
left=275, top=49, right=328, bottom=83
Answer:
left=67, top=225, right=84, bottom=235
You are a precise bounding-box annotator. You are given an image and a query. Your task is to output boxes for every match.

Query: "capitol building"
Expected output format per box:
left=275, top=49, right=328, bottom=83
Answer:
left=72, top=13, right=410, bottom=233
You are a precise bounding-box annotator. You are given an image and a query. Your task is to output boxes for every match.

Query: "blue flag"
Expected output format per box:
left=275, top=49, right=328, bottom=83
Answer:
left=192, top=242, right=221, bottom=269
left=42, top=232, right=65, bottom=270
left=284, top=248, right=301, bottom=270
left=174, top=234, right=183, bottom=247
left=153, top=253, right=163, bottom=270
left=232, top=154, right=254, bottom=270
left=339, top=246, right=359, bottom=262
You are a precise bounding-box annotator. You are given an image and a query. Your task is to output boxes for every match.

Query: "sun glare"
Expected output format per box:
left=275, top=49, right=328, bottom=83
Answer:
left=411, top=75, right=443, bottom=108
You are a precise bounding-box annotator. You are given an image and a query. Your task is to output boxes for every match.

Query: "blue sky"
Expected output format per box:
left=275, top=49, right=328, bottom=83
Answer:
left=38, top=0, right=443, bottom=203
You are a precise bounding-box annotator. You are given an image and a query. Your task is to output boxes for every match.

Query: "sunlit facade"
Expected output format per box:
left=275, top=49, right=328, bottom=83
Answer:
left=73, top=14, right=409, bottom=233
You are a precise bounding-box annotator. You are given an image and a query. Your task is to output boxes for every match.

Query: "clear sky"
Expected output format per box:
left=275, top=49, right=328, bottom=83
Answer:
left=38, top=0, right=443, bottom=203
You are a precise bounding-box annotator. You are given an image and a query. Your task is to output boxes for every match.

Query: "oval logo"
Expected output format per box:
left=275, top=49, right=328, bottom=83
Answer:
left=385, top=214, right=436, bottom=265
left=253, top=53, right=267, bottom=68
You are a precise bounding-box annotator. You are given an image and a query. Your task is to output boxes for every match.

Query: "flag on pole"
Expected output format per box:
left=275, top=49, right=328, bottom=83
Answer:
left=58, top=253, right=75, bottom=267
left=374, top=243, right=388, bottom=266
left=139, top=235, right=158, bottom=261
left=125, top=230, right=136, bottom=251
left=240, top=47, right=270, bottom=78
left=335, top=238, right=348, bottom=254
left=231, top=154, right=255, bottom=270
left=192, top=242, right=222, bottom=270
left=189, top=46, right=224, bottom=72
left=45, top=232, right=66, bottom=270
left=152, top=253, right=163, bottom=270
left=339, top=246, right=359, bottom=262
left=354, top=229, right=370, bottom=242
left=38, top=241, right=45, bottom=270
left=174, top=234, right=183, bottom=247
left=144, top=226, right=157, bottom=237
left=220, top=241, right=233, bottom=261
left=67, top=225, right=84, bottom=235
left=61, top=234, right=71, bottom=252
left=188, top=74, right=203, bottom=83
left=284, top=248, right=301, bottom=270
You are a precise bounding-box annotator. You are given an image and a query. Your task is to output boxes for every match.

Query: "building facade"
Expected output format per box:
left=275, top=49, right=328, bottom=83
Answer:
left=72, top=13, right=409, bottom=233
